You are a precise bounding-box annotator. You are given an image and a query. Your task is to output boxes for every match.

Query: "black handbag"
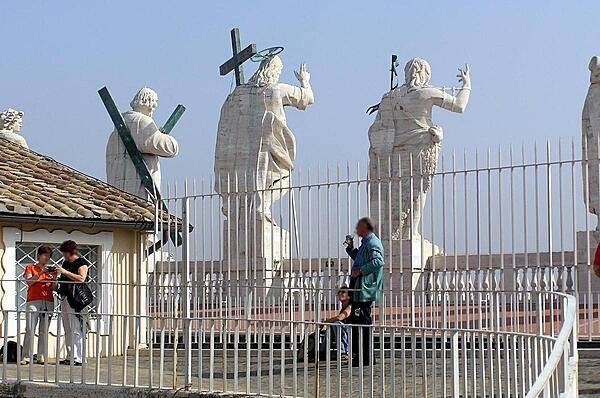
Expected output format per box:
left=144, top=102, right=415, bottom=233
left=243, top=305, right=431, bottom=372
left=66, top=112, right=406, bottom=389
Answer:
left=66, top=282, right=93, bottom=312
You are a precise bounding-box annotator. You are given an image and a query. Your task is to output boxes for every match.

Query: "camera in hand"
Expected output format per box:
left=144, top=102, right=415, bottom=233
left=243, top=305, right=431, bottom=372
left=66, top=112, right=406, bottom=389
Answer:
left=344, top=234, right=354, bottom=247
left=45, top=264, right=57, bottom=272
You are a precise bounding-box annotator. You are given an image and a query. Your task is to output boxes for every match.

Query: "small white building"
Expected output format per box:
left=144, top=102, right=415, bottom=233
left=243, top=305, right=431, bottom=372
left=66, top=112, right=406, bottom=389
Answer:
left=0, top=137, right=160, bottom=357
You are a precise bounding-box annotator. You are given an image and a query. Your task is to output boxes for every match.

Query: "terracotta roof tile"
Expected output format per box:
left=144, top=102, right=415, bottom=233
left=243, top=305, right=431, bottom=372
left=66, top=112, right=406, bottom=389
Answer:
left=0, top=138, right=159, bottom=228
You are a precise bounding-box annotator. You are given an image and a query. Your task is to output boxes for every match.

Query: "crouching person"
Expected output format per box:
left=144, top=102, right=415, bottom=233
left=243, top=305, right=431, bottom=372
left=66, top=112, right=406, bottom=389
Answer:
left=320, top=286, right=352, bottom=360
left=21, top=245, right=56, bottom=365
left=55, top=240, right=90, bottom=366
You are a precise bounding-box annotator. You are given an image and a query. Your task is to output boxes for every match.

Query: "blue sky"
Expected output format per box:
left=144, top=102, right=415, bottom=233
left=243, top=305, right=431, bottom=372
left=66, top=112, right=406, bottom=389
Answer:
left=1, top=1, right=599, bottom=185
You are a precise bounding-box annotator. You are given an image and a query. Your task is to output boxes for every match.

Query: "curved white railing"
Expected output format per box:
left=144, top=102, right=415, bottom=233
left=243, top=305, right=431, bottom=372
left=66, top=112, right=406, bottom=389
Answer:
left=525, top=293, right=578, bottom=398
left=0, top=284, right=578, bottom=397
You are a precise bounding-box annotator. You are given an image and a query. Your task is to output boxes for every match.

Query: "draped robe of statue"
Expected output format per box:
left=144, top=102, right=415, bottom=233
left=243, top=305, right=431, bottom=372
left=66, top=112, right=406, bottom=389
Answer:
left=582, top=55, right=600, bottom=231
left=106, top=111, right=179, bottom=200
left=214, top=81, right=313, bottom=271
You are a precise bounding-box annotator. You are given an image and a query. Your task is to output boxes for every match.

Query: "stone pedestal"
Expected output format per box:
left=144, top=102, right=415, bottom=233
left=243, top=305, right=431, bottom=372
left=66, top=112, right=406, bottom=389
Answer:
left=577, top=229, right=599, bottom=284
left=577, top=230, right=599, bottom=265
left=576, top=230, right=600, bottom=299
left=222, top=218, right=290, bottom=286
left=386, top=236, right=443, bottom=291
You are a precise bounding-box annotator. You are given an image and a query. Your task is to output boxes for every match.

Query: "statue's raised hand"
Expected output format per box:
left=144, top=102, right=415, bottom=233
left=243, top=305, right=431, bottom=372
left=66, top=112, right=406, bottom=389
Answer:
left=457, top=64, right=471, bottom=88
left=294, top=63, right=310, bottom=87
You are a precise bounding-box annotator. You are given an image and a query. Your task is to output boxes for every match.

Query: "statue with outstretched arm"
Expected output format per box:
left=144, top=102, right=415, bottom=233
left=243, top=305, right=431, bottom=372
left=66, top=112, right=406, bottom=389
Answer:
left=582, top=56, right=600, bottom=234
left=214, top=56, right=314, bottom=223
left=368, top=58, right=471, bottom=240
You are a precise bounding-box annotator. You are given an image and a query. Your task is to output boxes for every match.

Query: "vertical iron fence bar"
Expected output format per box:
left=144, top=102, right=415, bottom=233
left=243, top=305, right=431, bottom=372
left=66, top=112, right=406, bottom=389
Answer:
left=182, top=184, right=192, bottom=388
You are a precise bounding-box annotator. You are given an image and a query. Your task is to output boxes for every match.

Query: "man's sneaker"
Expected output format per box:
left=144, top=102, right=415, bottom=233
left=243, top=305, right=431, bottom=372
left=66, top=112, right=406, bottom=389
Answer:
left=35, top=358, right=44, bottom=365
left=19, top=359, right=29, bottom=365
left=73, top=361, right=82, bottom=366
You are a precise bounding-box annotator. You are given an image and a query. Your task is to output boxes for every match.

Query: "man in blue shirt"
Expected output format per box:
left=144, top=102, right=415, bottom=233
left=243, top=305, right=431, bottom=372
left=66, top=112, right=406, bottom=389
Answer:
left=346, top=217, right=384, bottom=366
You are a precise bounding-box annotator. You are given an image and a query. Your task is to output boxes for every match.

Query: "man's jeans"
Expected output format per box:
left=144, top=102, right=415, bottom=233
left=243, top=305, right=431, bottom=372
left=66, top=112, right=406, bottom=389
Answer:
left=319, top=321, right=349, bottom=355
left=22, top=300, right=53, bottom=361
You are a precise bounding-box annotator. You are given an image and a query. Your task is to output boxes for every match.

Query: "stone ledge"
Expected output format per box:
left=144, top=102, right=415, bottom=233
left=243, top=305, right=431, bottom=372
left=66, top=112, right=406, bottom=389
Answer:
left=0, top=381, right=247, bottom=398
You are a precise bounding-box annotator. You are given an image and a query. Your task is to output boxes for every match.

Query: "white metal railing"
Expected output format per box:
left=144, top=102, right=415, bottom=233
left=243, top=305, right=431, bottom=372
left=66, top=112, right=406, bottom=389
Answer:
left=0, top=287, right=578, bottom=397
left=0, top=140, right=590, bottom=395
left=152, top=140, right=598, bottom=337
left=526, top=293, right=578, bottom=398
left=136, top=139, right=595, bottom=395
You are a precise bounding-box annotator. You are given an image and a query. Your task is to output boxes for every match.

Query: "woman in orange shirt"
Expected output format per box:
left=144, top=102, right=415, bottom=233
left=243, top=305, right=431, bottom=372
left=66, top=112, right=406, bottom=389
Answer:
left=21, top=245, right=56, bottom=365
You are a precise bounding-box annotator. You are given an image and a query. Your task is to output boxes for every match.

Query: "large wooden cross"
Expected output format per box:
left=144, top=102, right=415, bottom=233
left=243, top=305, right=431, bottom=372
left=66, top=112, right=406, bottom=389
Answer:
left=219, top=28, right=257, bottom=86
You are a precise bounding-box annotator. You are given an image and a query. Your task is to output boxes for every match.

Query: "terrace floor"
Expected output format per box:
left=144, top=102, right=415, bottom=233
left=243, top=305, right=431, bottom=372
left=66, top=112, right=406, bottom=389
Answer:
left=577, top=348, right=600, bottom=397
left=0, top=346, right=597, bottom=397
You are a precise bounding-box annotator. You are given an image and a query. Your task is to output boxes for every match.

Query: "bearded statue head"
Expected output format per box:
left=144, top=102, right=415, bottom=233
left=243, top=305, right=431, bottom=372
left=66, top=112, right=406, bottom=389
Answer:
left=0, top=108, right=24, bottom=133
left=249, top=55, right=283, bottom=87
left=404, top=58, right=432, bottom=88
left=130, top=87, right=158, bottom=117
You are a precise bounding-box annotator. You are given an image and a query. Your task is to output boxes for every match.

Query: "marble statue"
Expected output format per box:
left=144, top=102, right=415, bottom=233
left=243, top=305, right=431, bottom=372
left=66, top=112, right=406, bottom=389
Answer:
left=106, top=87, right=179, bottom=200
left=0, top=108, right=28, bottom=148
left=582, top=56, right=600, bottom=232
left=214, top=55, right=314, bottom=270
left=368, top=58, right=471, bottom=242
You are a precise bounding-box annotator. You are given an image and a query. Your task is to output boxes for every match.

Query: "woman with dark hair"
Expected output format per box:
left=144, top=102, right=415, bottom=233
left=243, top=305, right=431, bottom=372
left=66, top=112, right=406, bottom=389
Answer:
left=55, top=240, right=89, bottom=366
left=21, top=245, right=56, bottom=365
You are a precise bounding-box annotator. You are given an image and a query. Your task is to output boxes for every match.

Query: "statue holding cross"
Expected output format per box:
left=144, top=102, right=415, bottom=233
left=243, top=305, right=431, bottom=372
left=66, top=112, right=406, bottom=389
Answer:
left=105, top=87, right=181, bottom=201
left=214, top=28, right=314, bottom=277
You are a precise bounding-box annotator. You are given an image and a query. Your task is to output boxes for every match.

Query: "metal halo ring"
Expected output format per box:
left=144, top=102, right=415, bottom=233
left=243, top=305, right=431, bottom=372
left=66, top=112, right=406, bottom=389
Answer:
left=251, top=46, right=284, bottom=62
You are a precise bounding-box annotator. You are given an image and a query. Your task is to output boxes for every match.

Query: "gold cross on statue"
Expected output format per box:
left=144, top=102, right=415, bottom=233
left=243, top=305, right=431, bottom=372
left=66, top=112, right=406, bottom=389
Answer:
left=219, top=28, right=257, bottom=86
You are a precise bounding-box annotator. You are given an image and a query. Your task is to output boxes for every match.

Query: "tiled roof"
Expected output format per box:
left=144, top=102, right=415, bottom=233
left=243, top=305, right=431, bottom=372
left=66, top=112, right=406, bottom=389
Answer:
left=0, top=138, right=156, bottom=229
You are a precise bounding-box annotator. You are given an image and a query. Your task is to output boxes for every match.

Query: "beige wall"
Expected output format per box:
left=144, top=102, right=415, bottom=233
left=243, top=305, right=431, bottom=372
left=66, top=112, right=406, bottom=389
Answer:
left=0, top=226, right=4, bottom=329
left=109, top=229, right=147, bottom=352
left=0, top=222, right=147, bottom=359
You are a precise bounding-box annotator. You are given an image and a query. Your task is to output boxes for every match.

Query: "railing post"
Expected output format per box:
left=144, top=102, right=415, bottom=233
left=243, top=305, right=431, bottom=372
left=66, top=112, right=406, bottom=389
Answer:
left=451, top=330, right=460, bottom=398
left=562, top=352, right=579, bottom=397
left=182, top=185, right=192, bottom=388
left=2, top=310, right=7, bottom=381
left=562, top=300, right=579, bottom=398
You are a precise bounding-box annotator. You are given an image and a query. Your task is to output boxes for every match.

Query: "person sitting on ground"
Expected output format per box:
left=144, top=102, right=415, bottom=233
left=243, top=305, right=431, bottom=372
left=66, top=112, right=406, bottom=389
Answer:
left=320, top=286, right=352, bottom=360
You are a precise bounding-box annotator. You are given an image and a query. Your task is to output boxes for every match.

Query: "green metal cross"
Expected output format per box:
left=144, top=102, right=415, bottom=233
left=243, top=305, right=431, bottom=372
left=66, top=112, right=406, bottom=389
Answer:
left=160, top=104, right=186, bottom=134
left=219, top=28, right=257, bottom=86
